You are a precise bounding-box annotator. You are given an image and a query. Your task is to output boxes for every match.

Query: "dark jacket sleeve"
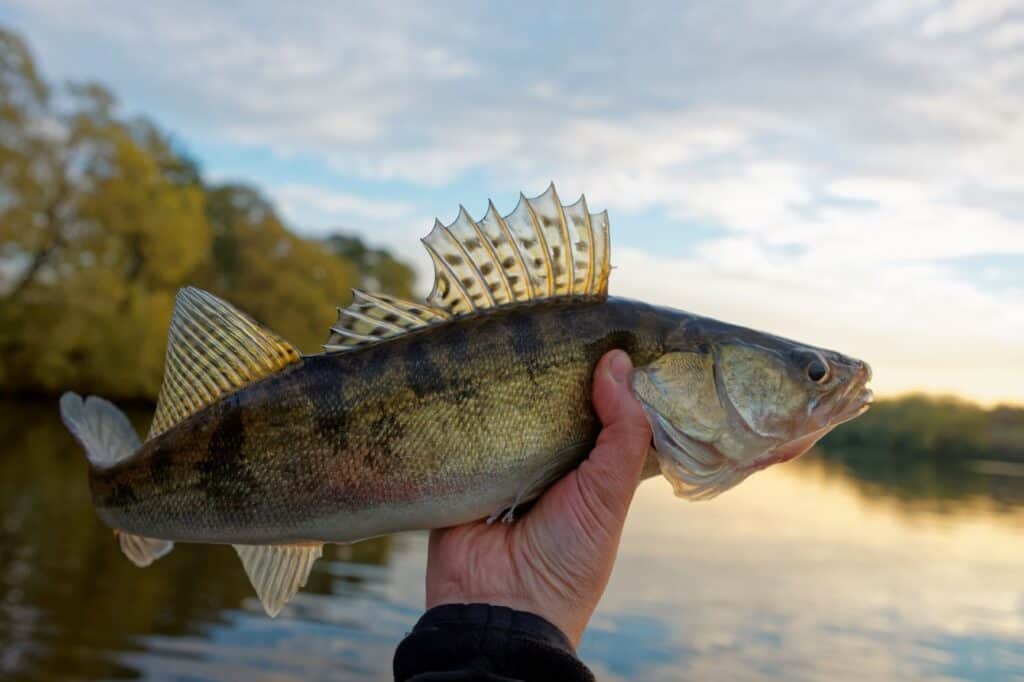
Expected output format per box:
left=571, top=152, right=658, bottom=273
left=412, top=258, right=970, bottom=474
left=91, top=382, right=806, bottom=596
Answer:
left=393, top=603, right=595, bottom=682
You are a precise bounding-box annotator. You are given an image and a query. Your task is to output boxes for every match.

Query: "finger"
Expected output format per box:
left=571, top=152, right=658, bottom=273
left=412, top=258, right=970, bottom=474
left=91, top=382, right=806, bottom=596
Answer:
left=575, top=350, right=653, bottom=521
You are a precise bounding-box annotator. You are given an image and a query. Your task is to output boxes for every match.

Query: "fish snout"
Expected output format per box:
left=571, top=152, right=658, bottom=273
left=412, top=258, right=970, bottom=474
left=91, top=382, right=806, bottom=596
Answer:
left=834, top=359, right=874, bottom=424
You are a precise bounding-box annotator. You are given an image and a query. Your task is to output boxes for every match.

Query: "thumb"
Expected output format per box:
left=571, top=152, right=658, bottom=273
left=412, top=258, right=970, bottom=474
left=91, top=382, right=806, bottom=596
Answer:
left=575, top=350, right=653, bottom=522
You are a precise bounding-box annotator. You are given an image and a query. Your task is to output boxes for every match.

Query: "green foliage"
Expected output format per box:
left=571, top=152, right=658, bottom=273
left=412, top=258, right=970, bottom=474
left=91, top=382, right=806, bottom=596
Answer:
left=990, top=406, right=1024, bottom=455
left=324, top=234, right=416, bottom=299
left=194, top=184, right=362, bottom=354
left=820, top=394, right=1024, bottom=460
left=817, top=395, right=1024, bottom=507
left=0, top=27, right=415, bottom=400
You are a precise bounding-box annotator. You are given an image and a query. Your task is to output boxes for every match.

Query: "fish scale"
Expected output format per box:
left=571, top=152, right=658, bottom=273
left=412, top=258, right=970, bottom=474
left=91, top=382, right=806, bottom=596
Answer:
left=89, top=298, right=668, bottom=545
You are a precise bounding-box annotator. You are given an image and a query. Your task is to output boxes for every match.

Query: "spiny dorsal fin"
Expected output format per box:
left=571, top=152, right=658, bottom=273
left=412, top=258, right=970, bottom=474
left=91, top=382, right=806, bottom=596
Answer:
left=148, top=288, right=300, bottom=439
left=423, top=183, right=611, bottom=315
left=322, top=184, right=611, bottom=352
left=324, top=290, right=451, bottom=351
left=234, top=543, right=323, bottom=617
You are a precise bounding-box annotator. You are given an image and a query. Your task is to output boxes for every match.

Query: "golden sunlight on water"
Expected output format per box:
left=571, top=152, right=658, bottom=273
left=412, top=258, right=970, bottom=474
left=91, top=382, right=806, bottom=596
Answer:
left=588, top=462, right=1024, bottom=681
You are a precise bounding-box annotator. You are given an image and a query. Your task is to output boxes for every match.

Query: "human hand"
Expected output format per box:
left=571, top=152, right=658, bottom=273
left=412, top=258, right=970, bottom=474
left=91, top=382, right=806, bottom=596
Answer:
left=425, top=350, right=653, bottom=647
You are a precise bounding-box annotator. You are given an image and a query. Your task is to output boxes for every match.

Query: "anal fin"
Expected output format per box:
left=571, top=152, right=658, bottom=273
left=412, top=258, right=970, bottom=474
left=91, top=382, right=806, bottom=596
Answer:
left=116, top=530, right=174, bottom=567
left=234, top=543, right=323, bottom=617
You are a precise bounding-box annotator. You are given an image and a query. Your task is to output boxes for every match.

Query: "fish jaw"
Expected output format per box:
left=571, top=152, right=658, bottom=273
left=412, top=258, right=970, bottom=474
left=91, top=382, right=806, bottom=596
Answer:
left=758, top=363, right=874, bottom=467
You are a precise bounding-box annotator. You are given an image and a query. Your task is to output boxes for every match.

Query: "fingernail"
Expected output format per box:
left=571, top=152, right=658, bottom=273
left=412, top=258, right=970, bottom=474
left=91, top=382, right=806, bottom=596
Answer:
left=609, top=351, right=632, bottom=384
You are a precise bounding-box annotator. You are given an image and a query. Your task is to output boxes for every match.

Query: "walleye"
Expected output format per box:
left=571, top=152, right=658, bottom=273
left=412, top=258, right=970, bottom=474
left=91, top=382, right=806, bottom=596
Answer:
left=60, top=185, right=873, bottom=617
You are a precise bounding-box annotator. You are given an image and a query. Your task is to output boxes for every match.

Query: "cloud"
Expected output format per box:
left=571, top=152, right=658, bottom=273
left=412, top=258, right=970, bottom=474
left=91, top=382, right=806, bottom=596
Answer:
left=266, top=183, right=433, bottom=283
left=272, top=184, right=412, bottom=224
left=11, top=0, right=1022, bottom=222
left=922, top=0, right=1020, bottom=36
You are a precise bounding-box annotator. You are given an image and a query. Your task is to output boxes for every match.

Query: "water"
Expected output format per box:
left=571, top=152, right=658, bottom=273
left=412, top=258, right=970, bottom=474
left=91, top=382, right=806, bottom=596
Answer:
left=1, top=400, right=1022, bottom=681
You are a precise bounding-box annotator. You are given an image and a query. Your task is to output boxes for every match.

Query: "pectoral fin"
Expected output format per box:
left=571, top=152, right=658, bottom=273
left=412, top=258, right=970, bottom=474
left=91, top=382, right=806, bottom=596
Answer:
left=486, top=441, right=590, bottom=524
left=633, top=356, right=750, bottom=500
left=645, top=408, right=751, bottom=501
left=234, top=543, right=323, bottom=617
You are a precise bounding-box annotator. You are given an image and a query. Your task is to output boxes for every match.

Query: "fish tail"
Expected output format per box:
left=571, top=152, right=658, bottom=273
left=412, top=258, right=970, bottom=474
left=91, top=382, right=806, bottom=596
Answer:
left=59, top=392, right=174, bottom=566
left=59, top=391, right=141, bottom=469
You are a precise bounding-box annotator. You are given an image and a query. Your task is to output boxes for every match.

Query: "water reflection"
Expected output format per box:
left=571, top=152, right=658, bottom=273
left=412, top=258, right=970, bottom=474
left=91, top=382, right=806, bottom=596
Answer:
left=0, top=400, right=1021, bottom=681
left=594, top=462, right=1024, bottom=681
left=811, top=443, right=1024, bottom=515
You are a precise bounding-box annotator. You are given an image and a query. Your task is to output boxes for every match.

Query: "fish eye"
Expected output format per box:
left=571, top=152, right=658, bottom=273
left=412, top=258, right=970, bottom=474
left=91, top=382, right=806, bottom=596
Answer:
left=806, top=357, right=830, bottom=384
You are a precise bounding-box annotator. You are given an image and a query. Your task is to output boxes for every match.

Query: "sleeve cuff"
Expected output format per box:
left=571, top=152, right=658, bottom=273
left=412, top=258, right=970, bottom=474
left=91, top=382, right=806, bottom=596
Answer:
left=393, top=603, right=594, bottom=682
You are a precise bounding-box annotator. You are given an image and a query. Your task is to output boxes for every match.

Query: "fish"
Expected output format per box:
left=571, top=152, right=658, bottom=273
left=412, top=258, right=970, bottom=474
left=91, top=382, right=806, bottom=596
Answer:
left=59, top=184, right=874, bottom=617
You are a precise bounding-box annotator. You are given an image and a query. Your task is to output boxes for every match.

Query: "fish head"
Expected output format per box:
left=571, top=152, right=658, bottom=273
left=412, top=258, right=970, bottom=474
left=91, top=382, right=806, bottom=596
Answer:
left=633, top=321, right=873, bottom=500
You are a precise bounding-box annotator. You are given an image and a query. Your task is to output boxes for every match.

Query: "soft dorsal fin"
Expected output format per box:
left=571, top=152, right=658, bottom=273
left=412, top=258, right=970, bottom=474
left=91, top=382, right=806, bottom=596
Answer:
left=423, top=183, right=611, bottom=315
left=324, top=290, right=451, bottom=351
left=323, top=184, right=611, bottom=352
left=148, top=288, right=301, bottom=439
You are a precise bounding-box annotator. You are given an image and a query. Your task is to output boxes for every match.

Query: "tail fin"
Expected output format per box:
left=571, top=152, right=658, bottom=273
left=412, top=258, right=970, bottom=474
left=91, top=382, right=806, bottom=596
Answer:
left=59, top=392, right=141, bottom=468
left=59, top=392, right=175, bottom=567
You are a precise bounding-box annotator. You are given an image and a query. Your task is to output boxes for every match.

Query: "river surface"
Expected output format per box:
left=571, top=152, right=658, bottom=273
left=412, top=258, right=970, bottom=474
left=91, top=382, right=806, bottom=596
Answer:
left=0, top=400, right=1022, bottom=681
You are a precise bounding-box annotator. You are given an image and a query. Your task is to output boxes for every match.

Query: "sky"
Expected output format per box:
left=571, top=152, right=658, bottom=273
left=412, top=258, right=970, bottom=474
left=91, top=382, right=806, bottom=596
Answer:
left=2, top=0, right=1022, bottom=405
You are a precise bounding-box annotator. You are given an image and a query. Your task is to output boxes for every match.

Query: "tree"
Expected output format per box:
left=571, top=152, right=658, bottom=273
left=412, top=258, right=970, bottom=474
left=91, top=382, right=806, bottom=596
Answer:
left=0, top=29, right=211, bottom=398
left=324, top=234, right=417, bottom=300
left=195, top=183, right=361, bottom=354
left=0, top=26, right=415, bottom=400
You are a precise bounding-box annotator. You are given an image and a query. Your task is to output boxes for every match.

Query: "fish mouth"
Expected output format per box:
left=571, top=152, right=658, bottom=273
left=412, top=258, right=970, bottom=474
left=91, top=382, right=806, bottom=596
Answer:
left=831, top=361, right=874, bottom=426
left=832, top=386, right=873, bottom=425
left=769, top=362, right=874, bottom=464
